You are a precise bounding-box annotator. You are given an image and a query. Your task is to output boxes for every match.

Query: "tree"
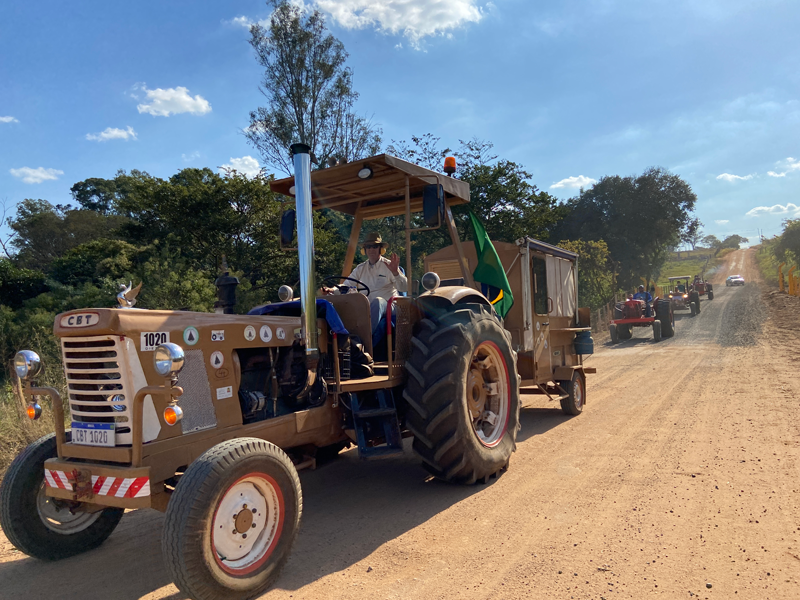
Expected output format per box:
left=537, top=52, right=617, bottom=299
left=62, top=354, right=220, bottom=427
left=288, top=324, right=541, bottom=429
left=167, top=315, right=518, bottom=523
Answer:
left=557, top=239, right=615, bottom=309
left=0, top=258, right=47, bottom=309
left=720, top=234, right=749, bottom=250
left=245, top=0, right=381, bottom=174
left=555, top=167, right=697, bottom=289
left=680, top=218, right=703, bottom=251
left=774, top=219, right=800, bottom=261
left=701, top=234, right=721, bottom=250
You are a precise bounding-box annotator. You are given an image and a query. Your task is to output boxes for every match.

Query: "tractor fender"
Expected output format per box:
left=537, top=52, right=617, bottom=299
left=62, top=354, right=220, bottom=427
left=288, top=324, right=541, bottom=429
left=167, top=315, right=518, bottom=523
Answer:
left=418, top=286, right=491, bottom=308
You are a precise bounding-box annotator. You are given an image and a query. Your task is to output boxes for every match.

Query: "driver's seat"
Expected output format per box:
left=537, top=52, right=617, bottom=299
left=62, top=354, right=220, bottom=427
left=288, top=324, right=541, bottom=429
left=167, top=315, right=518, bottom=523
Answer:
left=325, top=294, right=374, bottom=357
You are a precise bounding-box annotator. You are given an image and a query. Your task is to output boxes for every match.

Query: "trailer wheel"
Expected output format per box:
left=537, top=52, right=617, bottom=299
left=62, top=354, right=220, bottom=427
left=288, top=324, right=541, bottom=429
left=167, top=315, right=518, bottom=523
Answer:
left=655, top=299, right=674, bottom=338
left=163, top=438, right=301, bottom=600
left=0, top=433, right=124, bottom=561
left=405, top=304, right=520, bottom=484
left=652, top=319, right=662, bottom=342
left=558, top=370, right=585, bottom=416
left=609, top=323, right=619, bottom=344
left=617, top=324, right=632, bottom=340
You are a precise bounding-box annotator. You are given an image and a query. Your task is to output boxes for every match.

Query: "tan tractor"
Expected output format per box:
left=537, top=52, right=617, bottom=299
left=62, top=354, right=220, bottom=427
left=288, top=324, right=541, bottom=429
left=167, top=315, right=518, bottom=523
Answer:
left=1, top=145, right=595, bottom=600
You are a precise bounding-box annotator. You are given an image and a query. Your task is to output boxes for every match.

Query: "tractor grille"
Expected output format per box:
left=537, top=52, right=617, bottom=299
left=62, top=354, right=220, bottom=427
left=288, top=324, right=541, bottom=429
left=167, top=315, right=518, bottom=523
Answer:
left=62, top=336, right=133, bottom=445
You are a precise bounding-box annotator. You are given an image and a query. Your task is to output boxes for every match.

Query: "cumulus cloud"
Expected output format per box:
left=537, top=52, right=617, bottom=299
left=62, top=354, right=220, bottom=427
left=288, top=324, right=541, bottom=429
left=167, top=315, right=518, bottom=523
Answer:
left=315, top=0, right=486, bottom=47
left=745, top=203, right=800, bottom=217
left=182, top=151, right=201, bottom=162
left=0, top=116, right=19, bottom=123
left=219, top=156, right=262, bottom=178
left=86, top=126, right=137, bottom=142
left=134, top=84, right=211, bottom=117
left=9, top=166, right=64, bottom=184
left=767, top=157, right=800, bottom=178
left=550, top=175, right=597, bottom=190
left=715, top=219, right=729, bottom=225
left=716, top=173, right=754, bottom=182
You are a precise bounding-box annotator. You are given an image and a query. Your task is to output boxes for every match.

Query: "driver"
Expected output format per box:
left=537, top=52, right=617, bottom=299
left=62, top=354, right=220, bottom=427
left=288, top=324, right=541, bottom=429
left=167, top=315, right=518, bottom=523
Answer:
left=325, top=232, right=407, bottom=347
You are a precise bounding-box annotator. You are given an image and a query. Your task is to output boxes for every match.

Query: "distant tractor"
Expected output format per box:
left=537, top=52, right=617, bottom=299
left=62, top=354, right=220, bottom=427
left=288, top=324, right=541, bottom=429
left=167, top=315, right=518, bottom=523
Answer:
left=692, top=275, right=714, bottom=300
left=667, top=276, right=700, bottom=316
left=609, top=295, right=674, bottom=343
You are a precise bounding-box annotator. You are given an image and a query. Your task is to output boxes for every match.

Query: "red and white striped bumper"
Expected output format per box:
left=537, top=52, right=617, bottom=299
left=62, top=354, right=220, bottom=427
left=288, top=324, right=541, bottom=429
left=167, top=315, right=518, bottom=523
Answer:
left=45, top=469, right=150, bottom=498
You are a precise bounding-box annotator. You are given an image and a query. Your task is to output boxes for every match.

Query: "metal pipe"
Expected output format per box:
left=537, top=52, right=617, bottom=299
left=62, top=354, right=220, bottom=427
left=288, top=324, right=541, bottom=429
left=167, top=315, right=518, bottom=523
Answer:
left=291, top=143, right=319, bottom=359
left=27, top=387, right=65, bottom=458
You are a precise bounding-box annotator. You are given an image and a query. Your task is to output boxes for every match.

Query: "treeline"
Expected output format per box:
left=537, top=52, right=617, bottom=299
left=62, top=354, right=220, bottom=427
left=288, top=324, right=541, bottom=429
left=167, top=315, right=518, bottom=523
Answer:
left=757, top=219, right=800, bottom=287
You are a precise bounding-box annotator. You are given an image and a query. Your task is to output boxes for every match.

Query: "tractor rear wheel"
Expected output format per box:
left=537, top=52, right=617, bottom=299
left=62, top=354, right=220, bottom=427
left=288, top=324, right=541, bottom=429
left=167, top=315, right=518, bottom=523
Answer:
left=655, top=299, right=674, bottom=338
left=162, top=438, right=301, bottom=600
left=652, top=319, right=662, bottom=342
left=558, top=370, right=585, bottom=416
left=405, top=303, right=521, bottom=484
left=609, top=323, right=619, bottom=344
left=0, top=433, right=124, bottom=561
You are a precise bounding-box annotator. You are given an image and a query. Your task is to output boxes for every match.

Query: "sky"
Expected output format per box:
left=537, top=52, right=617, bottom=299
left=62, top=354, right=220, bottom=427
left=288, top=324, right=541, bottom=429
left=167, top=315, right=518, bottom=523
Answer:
left=2, top=0, right=799, bottom=251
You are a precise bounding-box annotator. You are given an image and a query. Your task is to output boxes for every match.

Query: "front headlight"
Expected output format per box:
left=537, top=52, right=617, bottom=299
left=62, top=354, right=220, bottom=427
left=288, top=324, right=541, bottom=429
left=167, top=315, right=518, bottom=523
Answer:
left=683, top=294, right=688, bottom=298
left=154, top=343, right=185, bottom=377
left=14, top=350, right=42, bottom=381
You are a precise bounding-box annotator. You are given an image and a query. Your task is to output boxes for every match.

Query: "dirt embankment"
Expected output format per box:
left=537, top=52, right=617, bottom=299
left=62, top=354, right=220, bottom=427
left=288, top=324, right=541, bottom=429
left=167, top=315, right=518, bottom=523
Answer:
left=0, top=248, right=798, bottom=600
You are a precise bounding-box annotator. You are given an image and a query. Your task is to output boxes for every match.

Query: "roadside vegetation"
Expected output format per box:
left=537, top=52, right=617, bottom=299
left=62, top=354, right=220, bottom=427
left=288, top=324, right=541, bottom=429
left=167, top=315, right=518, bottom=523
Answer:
left=756, top=219, right=800, bottom=288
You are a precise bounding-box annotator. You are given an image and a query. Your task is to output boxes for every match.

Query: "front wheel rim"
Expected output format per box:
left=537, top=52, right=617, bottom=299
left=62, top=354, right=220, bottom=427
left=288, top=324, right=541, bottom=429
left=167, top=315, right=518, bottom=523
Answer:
left=466, top=341, right=510, bottom=448
left=573, top=377, right=584, bottom=410
left=36, top=483, right=101, bottom=534
left=212, top=473, right=284, bottom=575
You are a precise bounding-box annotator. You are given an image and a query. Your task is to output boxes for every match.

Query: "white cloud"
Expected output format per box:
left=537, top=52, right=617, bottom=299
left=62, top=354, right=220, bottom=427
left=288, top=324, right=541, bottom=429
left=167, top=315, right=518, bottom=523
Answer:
left=766, top=157, right=800, bottom=178
left=745, top=203, right=800, bottom=217
left=0, top=116, right=19, bottom=123
left=182, top=151, right=201, bottom=162
left=9, top=166, right=64, bottom=184
left=716, top=172, right=754, bottom=182
left=550, top=175, right=597, bottom=190
left=134, top=84, right=211, bottom=117
left=315, top=0, right=485, bottom=48
left=85, top=126, right=137, bottom=142
left=219, top=156, right=262, bottom=178
left=715, top=219, right=729, bottom=225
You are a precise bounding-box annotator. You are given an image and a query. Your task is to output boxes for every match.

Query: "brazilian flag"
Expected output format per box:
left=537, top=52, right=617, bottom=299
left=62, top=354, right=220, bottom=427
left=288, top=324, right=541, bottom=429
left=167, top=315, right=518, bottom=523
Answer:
left=468, top=210, right=514, bottom=318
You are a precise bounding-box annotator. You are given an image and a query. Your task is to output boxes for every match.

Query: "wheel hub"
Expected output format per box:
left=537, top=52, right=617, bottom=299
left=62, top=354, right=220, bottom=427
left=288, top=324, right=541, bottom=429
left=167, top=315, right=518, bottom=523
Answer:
left=234, top=506, right=254, bottom=534
left=467, top=369, right=487, bottom=419
left=466, top=342, right=510, bottom=447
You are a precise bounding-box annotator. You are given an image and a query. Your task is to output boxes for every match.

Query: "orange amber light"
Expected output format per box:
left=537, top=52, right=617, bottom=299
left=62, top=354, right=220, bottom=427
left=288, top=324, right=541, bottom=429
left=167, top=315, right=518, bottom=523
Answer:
left=443, top=156, right=457, bottom=174
left=27, top=403, right=42, bottom=420
left=163, top=405, right=183, bottom=426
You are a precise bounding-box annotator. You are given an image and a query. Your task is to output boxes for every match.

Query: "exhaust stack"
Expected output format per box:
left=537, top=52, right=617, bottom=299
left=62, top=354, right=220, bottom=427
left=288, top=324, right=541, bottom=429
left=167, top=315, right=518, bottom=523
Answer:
left=290, top=143, right=319, bottom=364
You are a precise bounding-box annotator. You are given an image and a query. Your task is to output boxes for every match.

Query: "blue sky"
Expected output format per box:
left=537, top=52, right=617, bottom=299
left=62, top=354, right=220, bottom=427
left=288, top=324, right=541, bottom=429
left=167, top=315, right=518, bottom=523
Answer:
left=2, top=0, right=798, bottom=251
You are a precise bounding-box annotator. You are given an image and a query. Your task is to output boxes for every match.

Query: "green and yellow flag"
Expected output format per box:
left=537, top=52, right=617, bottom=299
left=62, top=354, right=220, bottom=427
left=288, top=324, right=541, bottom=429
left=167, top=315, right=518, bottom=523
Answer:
left=468, top=210, right=514, bottom=318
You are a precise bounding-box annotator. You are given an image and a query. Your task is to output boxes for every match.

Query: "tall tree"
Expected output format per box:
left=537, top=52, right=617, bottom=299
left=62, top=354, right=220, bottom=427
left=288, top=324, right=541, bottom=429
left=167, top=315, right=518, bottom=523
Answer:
left=556, top=167, right=697, bottom=289
left=680, top=217, right=703, bottom=250
left=245, top=0, right=381, bottom=174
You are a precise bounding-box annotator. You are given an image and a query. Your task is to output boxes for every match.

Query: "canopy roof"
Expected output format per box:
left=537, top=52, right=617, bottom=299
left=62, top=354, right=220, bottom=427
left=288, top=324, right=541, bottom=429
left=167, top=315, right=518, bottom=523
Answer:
left=668, top=276, right=692, bottom=280
left=270, top=153, right=470, bottom=219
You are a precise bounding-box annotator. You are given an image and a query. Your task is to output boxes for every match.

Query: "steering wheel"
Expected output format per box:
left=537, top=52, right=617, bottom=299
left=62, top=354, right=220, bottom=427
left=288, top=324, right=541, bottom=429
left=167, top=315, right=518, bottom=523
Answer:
left=321, top=275, right=370, bottom=297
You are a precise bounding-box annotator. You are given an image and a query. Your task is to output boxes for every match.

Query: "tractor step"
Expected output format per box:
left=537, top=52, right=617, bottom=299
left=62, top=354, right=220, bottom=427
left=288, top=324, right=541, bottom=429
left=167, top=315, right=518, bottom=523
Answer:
left=351, top=390, right=403, bottom=459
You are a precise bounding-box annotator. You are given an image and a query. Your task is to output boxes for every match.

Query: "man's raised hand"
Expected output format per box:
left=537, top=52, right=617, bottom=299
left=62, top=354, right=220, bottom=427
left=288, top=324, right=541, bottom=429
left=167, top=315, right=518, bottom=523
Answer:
left=388, top=252, right=400, bottom=275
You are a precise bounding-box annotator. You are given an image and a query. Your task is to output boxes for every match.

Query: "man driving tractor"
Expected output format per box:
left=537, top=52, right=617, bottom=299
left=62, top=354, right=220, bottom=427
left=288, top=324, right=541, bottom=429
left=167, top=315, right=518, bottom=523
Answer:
left=323, top=232, right=407, bottom=347
left=633, top=285, right=653, bottom=317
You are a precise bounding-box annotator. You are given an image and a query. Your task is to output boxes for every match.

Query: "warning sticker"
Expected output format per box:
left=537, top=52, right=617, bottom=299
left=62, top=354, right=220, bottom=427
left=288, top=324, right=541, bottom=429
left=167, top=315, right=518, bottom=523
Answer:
left=276, top=328, right=286, bottom=340
left=260, top=325, right=272, bottom=342
left=210, top=351, right=224, bottom=369
left=183, top=326, right=199, bottom=346
left=244, top=325, right=256, bottom=341
left=216, top=386, right=233, bottom=400
left=211, top=330, right=225, bottom=342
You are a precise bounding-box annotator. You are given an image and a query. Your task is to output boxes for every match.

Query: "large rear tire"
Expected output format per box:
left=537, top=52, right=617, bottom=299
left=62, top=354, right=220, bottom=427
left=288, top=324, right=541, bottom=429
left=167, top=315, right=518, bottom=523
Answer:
left=558, top=370, right=585, bottom=416
left=655, top=299, right=674, bottom=338
left=162, top=438, right=302, bottom=600
left=405, top=304, right=521, bottom=484
left=0, top=433, right=124, bottom=561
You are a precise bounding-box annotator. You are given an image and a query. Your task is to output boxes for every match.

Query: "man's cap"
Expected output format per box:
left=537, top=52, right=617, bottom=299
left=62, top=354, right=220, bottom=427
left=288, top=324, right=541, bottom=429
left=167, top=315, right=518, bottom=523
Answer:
left=362, top=232, right=389, bottom=248
left=638, top=285, right=645, bottom=290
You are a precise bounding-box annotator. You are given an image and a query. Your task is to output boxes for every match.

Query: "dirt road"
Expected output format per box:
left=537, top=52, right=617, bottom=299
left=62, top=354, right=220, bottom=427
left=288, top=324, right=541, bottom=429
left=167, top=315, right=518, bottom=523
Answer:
left=2, top=249, right=798, bottom=599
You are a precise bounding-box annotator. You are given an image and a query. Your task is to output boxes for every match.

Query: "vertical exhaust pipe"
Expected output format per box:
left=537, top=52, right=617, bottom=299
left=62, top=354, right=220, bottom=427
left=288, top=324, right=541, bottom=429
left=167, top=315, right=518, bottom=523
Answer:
left=290, top=143, right=319, bottom=366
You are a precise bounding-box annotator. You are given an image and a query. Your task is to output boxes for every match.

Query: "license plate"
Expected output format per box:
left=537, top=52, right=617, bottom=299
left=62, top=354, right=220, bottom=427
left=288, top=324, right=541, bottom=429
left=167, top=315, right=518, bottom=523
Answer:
left=71, top=422, right=116, bottom=447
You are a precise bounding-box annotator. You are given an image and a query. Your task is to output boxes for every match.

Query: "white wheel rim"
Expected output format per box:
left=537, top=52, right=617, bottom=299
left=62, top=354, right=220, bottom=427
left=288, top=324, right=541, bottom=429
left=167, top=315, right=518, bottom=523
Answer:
left=467, top=342, right=510, bottom=447
left=574, top=377, right=584, bottom=409
left=212, top=474, right=282, bottom=575
left=36, top=483, right=101, bottom=534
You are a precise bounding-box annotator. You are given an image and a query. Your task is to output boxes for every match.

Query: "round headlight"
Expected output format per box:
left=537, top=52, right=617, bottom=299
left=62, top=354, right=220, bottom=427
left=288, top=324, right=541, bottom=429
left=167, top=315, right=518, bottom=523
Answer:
left=14, top=350, right=42, bottom=381
left=278, top=285, right=294, bottom=302
left=154, top=343, right=185, bottom=377
left=421, top=272, right=441, bottom=292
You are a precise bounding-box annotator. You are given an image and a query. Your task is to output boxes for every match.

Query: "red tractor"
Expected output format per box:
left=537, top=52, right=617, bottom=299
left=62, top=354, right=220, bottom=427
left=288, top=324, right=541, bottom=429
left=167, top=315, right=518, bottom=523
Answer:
left=609, top=296, right=674, bottom=343
left=692, top=275, right=714, bottom=300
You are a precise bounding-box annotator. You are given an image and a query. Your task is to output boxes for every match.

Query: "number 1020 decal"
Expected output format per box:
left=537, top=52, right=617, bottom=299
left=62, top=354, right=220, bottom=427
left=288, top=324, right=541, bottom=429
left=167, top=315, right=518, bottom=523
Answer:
left=141, top=331, right=170, bottom=351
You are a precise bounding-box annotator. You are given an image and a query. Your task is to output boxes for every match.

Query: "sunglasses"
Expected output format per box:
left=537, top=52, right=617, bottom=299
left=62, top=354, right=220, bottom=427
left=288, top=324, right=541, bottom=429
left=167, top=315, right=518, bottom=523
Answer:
left=363, top=244, right=381, bottom=250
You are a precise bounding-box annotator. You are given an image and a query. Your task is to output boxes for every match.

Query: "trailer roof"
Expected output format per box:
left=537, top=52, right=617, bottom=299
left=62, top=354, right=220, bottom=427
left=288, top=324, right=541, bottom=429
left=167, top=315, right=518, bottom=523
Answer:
left=269, top=153, right=470, bottom=218
left=517, top=236, right=578, bottom=261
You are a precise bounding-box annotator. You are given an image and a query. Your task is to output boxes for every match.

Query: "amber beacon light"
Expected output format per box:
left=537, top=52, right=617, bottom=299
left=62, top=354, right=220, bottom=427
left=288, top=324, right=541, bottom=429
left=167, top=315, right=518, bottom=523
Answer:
left=443, top=156, right=457, bottom=175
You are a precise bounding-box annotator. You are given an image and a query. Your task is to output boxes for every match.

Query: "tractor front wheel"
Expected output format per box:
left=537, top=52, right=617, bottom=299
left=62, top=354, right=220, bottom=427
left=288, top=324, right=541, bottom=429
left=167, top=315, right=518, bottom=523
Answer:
left=652, top=319, right=662, bottom=342
left=405, top=304, right=521, bottom=484
left=0, top=433, right=124, bottom=561
left=617, top=324, right=632, bottom=340
left=162, top=438, right=301, bottom=600
left=655, top=299, right=674, bottom=338
left=609, top=323, right=619, bottom=344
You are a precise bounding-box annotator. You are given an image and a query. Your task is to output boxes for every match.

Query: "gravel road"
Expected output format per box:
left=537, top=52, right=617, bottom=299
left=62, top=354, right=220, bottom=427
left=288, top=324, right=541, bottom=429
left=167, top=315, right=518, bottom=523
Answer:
left=1, top=248, right=798, bottom=600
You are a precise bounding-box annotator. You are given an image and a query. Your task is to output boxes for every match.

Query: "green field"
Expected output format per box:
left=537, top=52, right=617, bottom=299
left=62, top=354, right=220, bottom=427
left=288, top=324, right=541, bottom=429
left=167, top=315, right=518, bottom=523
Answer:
left=653, top=248, right=720, bottom=293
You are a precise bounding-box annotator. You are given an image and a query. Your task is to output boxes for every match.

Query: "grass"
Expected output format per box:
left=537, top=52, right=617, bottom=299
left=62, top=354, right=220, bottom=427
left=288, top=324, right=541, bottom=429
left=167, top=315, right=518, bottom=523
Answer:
left=654, top=248, right=720, bottom=293
left=0, top=381, right=54, bottom=477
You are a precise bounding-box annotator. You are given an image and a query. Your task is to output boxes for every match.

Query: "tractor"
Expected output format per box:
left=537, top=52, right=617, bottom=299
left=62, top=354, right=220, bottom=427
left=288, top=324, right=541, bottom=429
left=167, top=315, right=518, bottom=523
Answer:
left=608, top=294, right=674, bottom=343
left=667, top=275, right=700, bottom=316
left=2, top=146, right=596, bottom=600
left=692, top=275, right=714, bottom=300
